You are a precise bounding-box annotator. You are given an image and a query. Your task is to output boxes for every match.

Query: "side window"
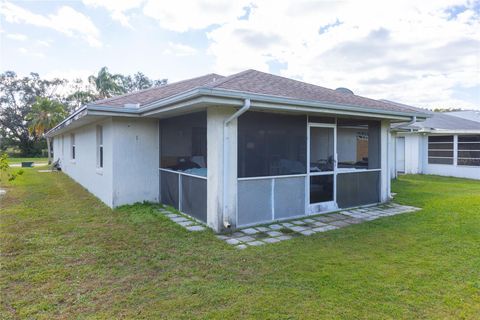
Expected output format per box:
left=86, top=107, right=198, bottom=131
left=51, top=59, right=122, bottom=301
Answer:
left=96, top=126, right=103, bottom=168
left=71, top=133, right=76, bottom=160
left=457, top=135, right=480, bottom=166
left=428, top=136, right=453, bottom=164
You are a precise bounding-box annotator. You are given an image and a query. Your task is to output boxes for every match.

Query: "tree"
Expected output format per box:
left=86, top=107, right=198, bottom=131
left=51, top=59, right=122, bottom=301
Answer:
left=0, top=71, right=65, bottom=156
left=120, top=72, right=168, bottom=92
left=26, top=97, right=67, bottom=163
left=66, top=78, right=97, bottom=111
left=88, top=67, right=125, bottom=99
left=432, top=107, right=463, bottom=112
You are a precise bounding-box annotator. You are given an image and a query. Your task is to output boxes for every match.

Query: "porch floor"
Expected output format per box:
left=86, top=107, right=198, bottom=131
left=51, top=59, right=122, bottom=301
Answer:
left=160, top=203, right=420, bottom=249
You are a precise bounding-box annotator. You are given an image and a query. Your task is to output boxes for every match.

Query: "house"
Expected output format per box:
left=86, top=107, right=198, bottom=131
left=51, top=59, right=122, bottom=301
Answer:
left=391, top=112, right=480, bottom=180
left=47, top=69, right=429, bottom=232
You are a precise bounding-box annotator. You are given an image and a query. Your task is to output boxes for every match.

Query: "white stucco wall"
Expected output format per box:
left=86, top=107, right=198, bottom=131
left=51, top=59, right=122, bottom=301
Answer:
left=52, top=119, right=114, bottom=207
left=111, top=118, right=159, bottom=206
left=52, top=117, right=160, bottom=208
left=393, top=132, right=480, bottom=180
left=207, top=107, right=238, bottom=232
left=421, top=135, right=480, bottom=180
left=380, top=120, right=390, bottom=202
left=423, top=163, right=480, bottom=180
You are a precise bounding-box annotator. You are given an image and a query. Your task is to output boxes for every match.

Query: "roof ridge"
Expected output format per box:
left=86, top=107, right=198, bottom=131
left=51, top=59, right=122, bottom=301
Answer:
left=209, top=69, right=256, bottom=88
left=92, top=73, right=224, bottom=105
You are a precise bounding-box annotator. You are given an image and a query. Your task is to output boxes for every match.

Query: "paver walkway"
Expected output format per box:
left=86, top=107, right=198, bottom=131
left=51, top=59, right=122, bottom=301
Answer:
left=159, top=203, right=420, bottom=249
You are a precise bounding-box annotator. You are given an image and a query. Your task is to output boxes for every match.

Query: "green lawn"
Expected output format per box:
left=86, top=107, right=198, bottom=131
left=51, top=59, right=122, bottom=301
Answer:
left=6, top=157, right=48, bottom=164
left=1, top=170, right=479, bottom=319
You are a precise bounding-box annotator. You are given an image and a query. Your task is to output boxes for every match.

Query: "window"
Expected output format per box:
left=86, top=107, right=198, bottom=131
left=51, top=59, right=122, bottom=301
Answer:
left=70, top=133, right=76, bottom=160
left=337, top=119, right=381, bottom=170
left=457, top=135, right=480, bottom=166
left=428, top=136, right=453, bottom=164
left=160, top=112, right=207, bottom=177
left=238, top=112, right=307, bottom=178
left=96, top=126, right=103, bottom=168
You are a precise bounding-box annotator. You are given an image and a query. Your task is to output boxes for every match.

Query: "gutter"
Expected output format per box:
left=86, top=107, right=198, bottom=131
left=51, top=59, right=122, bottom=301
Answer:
left=45, top=106, right=87, bottom=137
left=48, top=87, right=429, bottom=136
left=222, top=98, right=251, bottom=229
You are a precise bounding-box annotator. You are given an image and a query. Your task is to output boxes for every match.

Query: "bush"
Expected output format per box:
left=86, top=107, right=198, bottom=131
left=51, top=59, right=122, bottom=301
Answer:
left=0, top=153, right=23, bottom=182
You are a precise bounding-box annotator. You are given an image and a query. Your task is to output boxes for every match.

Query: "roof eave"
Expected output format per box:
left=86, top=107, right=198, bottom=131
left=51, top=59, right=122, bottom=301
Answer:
left=47, top=87, right=430, bottom=134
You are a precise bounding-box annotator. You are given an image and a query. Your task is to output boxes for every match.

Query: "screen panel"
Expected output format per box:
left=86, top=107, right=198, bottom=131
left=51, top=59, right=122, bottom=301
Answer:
left=237, top=179, right=272, bottom=226
left=274, top=176, right=306, bottom=219
left=160, top=170, right=179, bottom=209
left=181, top=175, right=207, bottom=223
left=310, top=175, right=334, bottom=204
left=336, top=119, right=381, bottom=170
left=336, top=171, right=380, bottom=208
left=238, top=112, right=307, bottom=178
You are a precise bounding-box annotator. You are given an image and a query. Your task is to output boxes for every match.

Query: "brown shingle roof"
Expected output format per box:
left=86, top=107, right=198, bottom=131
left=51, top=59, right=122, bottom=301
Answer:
left=210, top=70, right=423, bottom=114
left=92, top=69, right=425, bottom=115
left=92, top=73, right=224, bottom=107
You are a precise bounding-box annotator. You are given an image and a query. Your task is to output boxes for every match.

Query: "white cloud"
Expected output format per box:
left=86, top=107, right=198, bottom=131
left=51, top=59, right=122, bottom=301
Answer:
left=44, top=69, right=96, bottom=96
left=18, top=47, right=45, bottom=58
left=82, top=0, right=145, bottom=28
left=36, top=40, right=51, bottom=47
left=163, top=42, right=198, bottom=56
left=1, top=1, right=101, bottom=47
left=204, top=0, right=480, bottom=108
left=142, top=0, right=250, bottom=32
left=6, top=33, right=27, bottom=41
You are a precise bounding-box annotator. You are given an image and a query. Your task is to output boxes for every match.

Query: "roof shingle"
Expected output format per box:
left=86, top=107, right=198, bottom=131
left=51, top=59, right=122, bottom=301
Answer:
left=91, top=69, right=426, bottom=115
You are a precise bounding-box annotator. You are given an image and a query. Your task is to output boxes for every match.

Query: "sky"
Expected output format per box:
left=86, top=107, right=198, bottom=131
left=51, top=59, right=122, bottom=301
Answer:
left=0, top=0, right=479, bottom=110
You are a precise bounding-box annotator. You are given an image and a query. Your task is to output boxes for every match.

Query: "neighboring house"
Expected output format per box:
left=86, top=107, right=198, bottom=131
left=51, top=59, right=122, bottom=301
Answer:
left=391, top=112, right=480, bottom=180
left=446, top=110, right=480, bottom=123
left=47, top=69, right=429, bottom=232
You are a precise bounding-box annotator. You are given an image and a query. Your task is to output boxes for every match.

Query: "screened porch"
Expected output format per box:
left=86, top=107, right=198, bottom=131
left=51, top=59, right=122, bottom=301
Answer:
left=159, top=112, right=207, bottom=223
left=236, top=112, right=382, bottom=227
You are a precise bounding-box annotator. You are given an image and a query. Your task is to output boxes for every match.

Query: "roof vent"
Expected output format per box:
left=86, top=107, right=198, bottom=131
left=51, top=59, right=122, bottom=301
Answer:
left=124, top=103, right=140, bottom=109
left=335, top=87, right=354, bottom=95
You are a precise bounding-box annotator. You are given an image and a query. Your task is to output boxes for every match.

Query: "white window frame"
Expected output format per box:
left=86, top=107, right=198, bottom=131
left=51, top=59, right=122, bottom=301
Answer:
left=96, top=125, right=103, bottom=171
left=427, top=135, right=454, bottom=165
left=70, top=133, right=76, bottom=162
left=457, top=134, right=480, bottom=167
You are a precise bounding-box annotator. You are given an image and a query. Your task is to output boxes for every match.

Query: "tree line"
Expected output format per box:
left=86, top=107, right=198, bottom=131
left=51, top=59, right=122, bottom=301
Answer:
left=0, top=67, right=167, bottom=158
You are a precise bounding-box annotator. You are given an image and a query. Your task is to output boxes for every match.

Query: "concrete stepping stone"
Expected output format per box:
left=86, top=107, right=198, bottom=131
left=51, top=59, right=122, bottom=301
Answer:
left=269, top=224, right=283, bottom=230
left=186, top=225, right=205, bottom=231
left=300, top=230, right=316, bottom=236
left=289, top=226, right=308, bottom=232
left=242, top=228, right=259, bottom=235
left=237, top=235, right=255, bottom=242
left=266, top=231, right=283, bottom=237
left=329, top=220, right=351, bottom=227
left=226, top=238, right=241, bottom=245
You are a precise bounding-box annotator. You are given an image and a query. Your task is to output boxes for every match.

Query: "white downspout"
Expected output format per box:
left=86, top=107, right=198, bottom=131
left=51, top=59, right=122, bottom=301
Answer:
left=222, top=99, right=251, bottom=229
left=406, top=116, right=417, bottom=132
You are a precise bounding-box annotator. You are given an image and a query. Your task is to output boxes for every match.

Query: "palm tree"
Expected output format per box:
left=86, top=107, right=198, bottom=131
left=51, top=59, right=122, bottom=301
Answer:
left=88, top=67, right=126, bottom=99
left=26, top=97, right=67, bottom=164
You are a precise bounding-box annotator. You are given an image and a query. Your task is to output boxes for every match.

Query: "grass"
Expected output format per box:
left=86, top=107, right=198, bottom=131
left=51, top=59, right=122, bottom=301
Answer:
left=6, top=157, right=48, bottom=164
left=1, top=170, right=479, bottom=319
